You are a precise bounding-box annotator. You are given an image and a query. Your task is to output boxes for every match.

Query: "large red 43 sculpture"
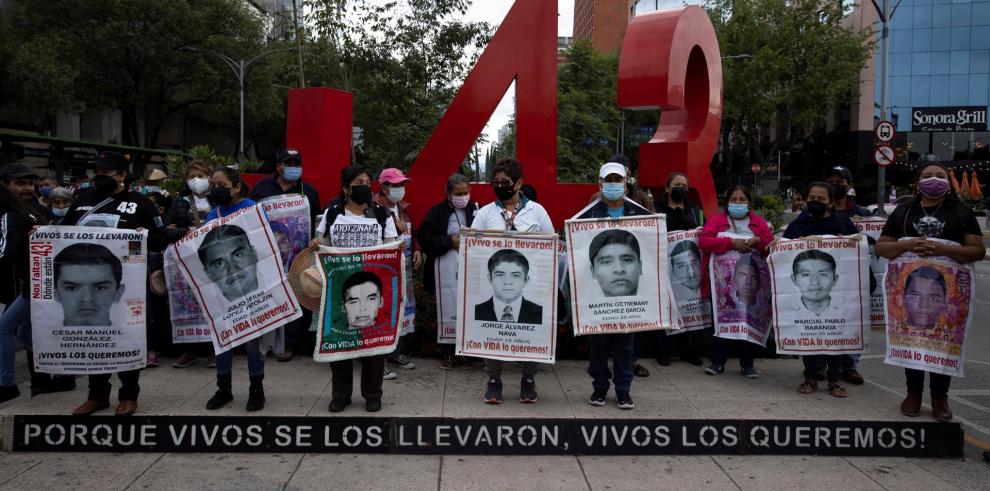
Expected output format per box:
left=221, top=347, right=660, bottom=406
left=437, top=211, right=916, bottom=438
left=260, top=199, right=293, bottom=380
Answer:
left=284, top=0, right=721, bottom=227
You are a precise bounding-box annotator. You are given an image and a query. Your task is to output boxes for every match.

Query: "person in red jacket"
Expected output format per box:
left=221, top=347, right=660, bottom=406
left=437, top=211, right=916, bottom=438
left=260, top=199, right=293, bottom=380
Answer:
left=697, top=185, right=774, bottom=379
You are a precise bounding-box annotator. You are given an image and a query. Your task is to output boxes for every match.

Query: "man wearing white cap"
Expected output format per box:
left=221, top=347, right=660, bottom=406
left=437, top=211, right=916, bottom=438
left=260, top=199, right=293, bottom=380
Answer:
left=574, top=162, right=653, bottom=410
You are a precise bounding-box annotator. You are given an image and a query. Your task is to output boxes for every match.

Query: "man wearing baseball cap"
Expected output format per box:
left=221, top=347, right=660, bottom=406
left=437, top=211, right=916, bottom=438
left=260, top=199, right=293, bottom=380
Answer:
left=61, top=150, right=169, bottom=416
left=0, top=163, right=53, bottom=224
left=375, top=168, right=421, bottom=375
left=250, top=147, right=321, bottom=362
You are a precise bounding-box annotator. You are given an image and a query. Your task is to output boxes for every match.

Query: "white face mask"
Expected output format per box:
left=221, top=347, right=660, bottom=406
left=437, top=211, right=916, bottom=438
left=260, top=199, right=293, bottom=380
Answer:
left=187, top=177, right=209, bottom=195
left=387, top=186, right=406, bottom=203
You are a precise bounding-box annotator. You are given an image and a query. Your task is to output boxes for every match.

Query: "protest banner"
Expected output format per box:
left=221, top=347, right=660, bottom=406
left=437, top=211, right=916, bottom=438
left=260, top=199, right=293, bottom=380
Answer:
left=173, top=204, right=302, bottom=353
left=165, top=246, right=211, bottom=344
left=259, top=195, right=312, bottom=273
left=313, top=242, right=405, bottom=362
left=456, top=232, right=558, bottom=363
left=399, top=233, right=416, bottom=337
left=435, top=250, right=458, bottom=344
left=710, top=236, right=772, bottom=346
left=853, top=217, right=888, bottom=329
left=565, top=215, right=677, bottom=335
left=667, top=228, right=712, bottom=332
left=884, top=240, right=974, bottom=377
left=769, top=236, right=870, bottom=355
left=29, top=226, right=148, bottom=374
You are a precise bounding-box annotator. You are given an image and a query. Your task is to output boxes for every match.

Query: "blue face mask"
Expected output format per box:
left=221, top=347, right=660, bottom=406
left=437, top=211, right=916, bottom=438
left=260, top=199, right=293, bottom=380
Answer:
left=728, top=203, right=749, bottom=219
left=601, top=182, right=625, bottom=201
left=282, top=166, right=302, bottom=182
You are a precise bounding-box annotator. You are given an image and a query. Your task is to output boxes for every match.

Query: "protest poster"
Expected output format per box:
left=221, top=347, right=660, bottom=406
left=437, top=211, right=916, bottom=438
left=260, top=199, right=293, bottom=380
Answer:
left=173, top=204, right=302, bottom=353
left=165, top=246, right=211, bottom=344
left=456, top=232, right=558, bottom=363
left=259, top=194, right=312, bottom=273
left=710, top=236, right=772, bottom=346
left=564, top=215, right=678, bottom=336
left=313, top=243, right=405, bottom=362
left=769, top=236, right=870, bottom=355
left=398, top=232, right=416, bottom=337
left=435, top=250, right=458, bottom=344
left=29, top=226, right=148, bottom=374
left=884, top=240, right=974, bottom=377
left=854, top=217, right=888, bottom=329
left=667, top=228, right=712, bottom=333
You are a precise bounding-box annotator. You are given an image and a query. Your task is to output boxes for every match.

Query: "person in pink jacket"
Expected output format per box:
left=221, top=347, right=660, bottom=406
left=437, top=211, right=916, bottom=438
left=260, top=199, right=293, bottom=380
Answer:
left=697, top=185, right=774, bottom=378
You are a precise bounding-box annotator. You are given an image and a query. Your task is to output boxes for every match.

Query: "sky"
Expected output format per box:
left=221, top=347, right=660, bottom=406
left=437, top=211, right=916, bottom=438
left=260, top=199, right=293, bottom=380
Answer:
left=461, top=1, right=574, bottom=167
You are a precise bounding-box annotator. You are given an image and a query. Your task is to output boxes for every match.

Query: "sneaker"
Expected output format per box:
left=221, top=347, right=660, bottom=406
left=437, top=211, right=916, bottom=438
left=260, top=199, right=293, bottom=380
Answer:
left=589, top=388, right=607, bottom=406
left=328, top=398, right=351, bottom=413
left=440, top=356, right=455, bottom=370
left=520, top=377, right=538, bottom=403
left=172, top=352, right=199, bottom=368
left=616, top=391, right=634, bottom=410
left=741, top=366, right=759, bottom=379
left=383, top=369, right=397, bottom=380
left=484, top=377, right=503, bottom=404
left=842, top=368, right=865, bottom=385
left=704, top=364, right=724, bottom=375
left=388, top=354, right=416, bottom=370
left=656, top=352, right=672, bottom=367
left=633, top=364, right=650, bottom=377
left=682, top=353, right=704, bottom=367
left=146, top=351, right=159, bottom=368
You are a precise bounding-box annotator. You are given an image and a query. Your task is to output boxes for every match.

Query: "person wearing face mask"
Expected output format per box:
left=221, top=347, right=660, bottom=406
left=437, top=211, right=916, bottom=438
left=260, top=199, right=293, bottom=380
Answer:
left=374, top=168, right=422, bottom=372
left=36, top=176, right=57, bottom=204
left=471, top=158, right=554, bottom=405
left=653, top=172, right=705, bottom=369
left=417, top=173, right=479, bottom=370
left=698, top=185, right=774, bottom=379
left=61, top=151, right=169, bottom=416
left=47, top=187, right=74, bottom=224
left=251, top=148, right=321, bottom=362
left=575, top=162, right=653, bottom=410
left=825, top=166, right=872, bottom=219
left=312, top=165, right=399, bottom=413
left=783, top=182, right=858, bottom=399
left=876, top=160, right=984, bottom=422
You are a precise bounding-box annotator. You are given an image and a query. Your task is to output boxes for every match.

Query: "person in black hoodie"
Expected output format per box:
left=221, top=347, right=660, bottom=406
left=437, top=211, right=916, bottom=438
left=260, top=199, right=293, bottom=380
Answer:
left=417, top=174, right=479, bottom=369
left=62, top=151, right=169, bottom=416
left=783, top=182, right=857, bottom=399
left=653, top=172, right=705, bottom=368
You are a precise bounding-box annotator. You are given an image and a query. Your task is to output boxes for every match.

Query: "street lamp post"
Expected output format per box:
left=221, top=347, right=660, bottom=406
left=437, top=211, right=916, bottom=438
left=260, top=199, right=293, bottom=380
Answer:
left=871, top=0, right=901, bottom=217
left=185, top=46, right=292, bottom=159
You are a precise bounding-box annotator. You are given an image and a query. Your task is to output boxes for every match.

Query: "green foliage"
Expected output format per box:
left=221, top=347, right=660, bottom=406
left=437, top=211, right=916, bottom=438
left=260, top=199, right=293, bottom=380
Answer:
left=238, top=160, right=264, bottom=174
left=758, top=193, right=785, bottom=230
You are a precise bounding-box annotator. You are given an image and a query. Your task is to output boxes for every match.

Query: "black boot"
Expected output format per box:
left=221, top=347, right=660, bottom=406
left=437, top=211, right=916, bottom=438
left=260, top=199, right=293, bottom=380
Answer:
left=246, top=374, right=265, bottom=412
left=206, top=373, right=233, bottom=410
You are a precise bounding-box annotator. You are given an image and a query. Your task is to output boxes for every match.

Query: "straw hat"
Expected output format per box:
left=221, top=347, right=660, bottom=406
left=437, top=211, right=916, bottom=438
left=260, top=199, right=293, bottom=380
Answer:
left=287, top=248, right=324, bottom=311
left=147, top=168, right=167, bottom=181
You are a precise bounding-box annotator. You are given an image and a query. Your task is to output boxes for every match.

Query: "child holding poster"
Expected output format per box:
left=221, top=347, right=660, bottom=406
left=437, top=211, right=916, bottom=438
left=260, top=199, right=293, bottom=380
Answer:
left=876, top=161, right=984, bottom=422
left=699, top=185, right=774, bottom=379
left=782, top=182, right=858, bottom=398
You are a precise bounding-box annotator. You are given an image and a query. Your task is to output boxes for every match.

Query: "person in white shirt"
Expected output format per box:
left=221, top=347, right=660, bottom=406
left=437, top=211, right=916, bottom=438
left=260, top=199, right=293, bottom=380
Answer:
left=472, top=158, right=554, bottom=405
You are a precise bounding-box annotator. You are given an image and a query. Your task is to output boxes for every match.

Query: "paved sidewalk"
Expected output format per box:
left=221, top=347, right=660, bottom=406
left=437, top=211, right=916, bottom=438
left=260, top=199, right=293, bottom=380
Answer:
left=0, top=356, right=986, bottom=490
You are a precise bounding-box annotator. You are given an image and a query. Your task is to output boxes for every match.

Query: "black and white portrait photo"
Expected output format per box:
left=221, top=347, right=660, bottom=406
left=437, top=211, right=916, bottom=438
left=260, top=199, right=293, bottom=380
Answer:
left=54, top=243, right=125, bottom=327
left=474, top=249, right=543, bottom=324
left=588, top=229, right=642, bottom=298
left=196, top=224, right=260, bottom=302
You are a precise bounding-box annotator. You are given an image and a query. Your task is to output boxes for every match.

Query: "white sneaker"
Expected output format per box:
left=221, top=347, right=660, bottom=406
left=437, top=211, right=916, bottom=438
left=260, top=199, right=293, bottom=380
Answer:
left=383, top=369, right=397, bottom=380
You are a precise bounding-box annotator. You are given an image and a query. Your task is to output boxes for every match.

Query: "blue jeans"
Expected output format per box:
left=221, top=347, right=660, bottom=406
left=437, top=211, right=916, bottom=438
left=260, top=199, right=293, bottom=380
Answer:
left=841, top=354, right=859, bottom=370
left=0, top=296, right=31, bottom=386
left=214, top=339, right=264, bottom=377
left=588, top=333, right=635, bottom=393
left=710, top=337, right=754, bottom=368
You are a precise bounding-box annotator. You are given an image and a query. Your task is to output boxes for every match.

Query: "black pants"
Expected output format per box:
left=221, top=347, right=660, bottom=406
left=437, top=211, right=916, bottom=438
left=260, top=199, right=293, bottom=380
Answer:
left=330, top=355, right=384, bottom=402
left=803, top=355, right=841, bottom=383
left=656, top=330, right=697, bottom=357
left=905, top=368, right=951, bottom=399
left=88, top=370, right=140, bottom=401
left=710, top=337, right=753, bottom=368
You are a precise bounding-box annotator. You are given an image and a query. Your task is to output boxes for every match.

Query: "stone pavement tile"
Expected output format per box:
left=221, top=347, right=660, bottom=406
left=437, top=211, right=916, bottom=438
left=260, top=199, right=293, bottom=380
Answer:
left=844, top=457, right=961, bottom=490
left=0, top=454, right=42, bottom=485
left=130, top=453, right=303, bottom=490
left=803, top=390, right=918, bottom=422
left=692, top=398, right=827, bottom=420
left=579, top=455, right=737, bottom=490
left=712, top=455, right=884, bottom=490
left=440, top=362, right=573, bottom=418
left=0, top=452, right=162, bottom=489
left=908, top=446, right=990, bottom=490
left=440, top=455, right=587, bottom=491
left=286, top=453, right=439, bottom=491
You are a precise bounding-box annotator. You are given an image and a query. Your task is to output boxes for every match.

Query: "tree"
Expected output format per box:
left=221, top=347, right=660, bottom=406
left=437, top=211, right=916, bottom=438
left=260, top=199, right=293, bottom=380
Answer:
left=706, top=0, right=872, bottom=178
left=0, top=0, right=291, bottom=156
left=306, top=0, right=490, bottom=173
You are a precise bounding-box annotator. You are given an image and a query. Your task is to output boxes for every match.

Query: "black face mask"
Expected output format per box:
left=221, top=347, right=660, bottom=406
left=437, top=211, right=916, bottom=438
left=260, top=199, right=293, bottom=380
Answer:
left=211, top=186, right=233, bottom=206
left=349, top=184, right=372, bottom=205
left=493, top=184, right=517, bottom=202
left=670, top=187, right=687, bottom=202
left=831, top=184, right=848, bottom=201
left=806, top=200, right=828, bottom=218
left=93, top=175, right=119, bottom=196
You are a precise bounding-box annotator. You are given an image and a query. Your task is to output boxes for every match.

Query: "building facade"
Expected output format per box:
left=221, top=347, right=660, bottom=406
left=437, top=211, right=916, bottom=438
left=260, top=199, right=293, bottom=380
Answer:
left=574, top=0, right=637, bottom=53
